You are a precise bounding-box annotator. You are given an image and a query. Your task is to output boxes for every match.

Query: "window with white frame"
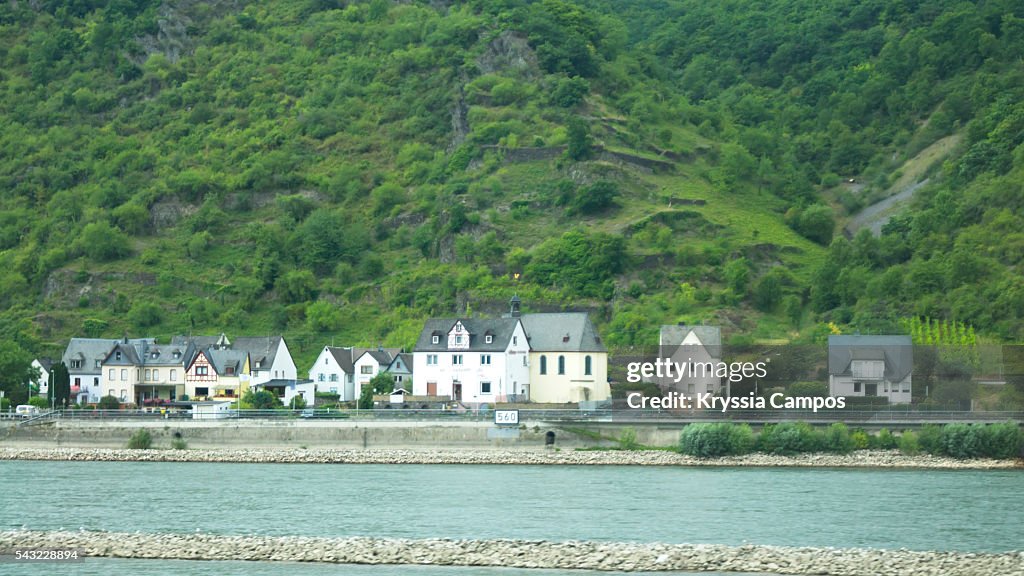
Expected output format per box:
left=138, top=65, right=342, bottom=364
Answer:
left=427, top=354, right=438, bottom=365
left=170, top=369, right=177, bottom=381
left=453, top=354, right=463, bottom=365
left=485, top=335, right=493, bottom=344
left=108, top=368, right=115, bottom=380
left=432, top=335, right=439, bottom=344
left=120, top=369, right=127, bottom=381
left=480, top=354, right=491, bottom=365
left=361, top=365, right=373, bottom=374
left=153, top=369, right=159, bottom=380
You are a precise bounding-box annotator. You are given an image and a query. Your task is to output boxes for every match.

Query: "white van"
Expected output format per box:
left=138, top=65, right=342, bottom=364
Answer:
left=15, top=405, right=41, bottom=418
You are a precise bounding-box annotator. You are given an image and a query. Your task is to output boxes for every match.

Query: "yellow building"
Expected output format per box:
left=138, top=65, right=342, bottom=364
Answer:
left=520, top=311, right=610, bottom=405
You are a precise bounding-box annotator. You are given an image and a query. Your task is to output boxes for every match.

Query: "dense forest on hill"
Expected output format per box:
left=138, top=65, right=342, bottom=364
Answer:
left=0, top=0, right=1022, bottom=385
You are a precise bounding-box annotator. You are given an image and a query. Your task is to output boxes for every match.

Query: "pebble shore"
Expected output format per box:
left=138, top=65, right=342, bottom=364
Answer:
left=0, top=446, right=1020, bottom=468
left=1, top=530, right=1022, bottom=575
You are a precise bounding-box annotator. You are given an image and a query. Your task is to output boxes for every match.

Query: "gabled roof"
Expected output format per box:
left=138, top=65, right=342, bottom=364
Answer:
left=520, top=313, right=606, bottom=353
left=386, top=353, right=414, bottom=374
left=205, top=349, right=249, bottom=375
left=828, top=335, right=914, bottom=382
left=232, top=336, right=283, bottom=368
left=660, top=325, right=721, bottom=349
left=34, top=358, right=55, bottom=372
left=356, top=348, right=402, bottom=366
left=325, top=346, right=356, bottom=374
left=414, top=318, right=521, bottom=352
left=63, top=338, right=153, bottom=373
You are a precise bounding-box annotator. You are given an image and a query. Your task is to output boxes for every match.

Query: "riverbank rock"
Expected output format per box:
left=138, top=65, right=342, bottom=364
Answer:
left=0, top=447, right=1019, bottom=469
left=0, top=530, right=1020, bottom=575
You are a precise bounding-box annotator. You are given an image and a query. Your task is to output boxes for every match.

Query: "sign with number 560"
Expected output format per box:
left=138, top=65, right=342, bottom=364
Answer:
left=494, top=409, right=519, bottom=425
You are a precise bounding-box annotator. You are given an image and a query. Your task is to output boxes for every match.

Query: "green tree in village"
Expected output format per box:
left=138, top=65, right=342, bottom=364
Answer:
left=358, top=372, right=395, bottom=410
left=0, top=341, right=38, bottom=407
left=48, top=361, right=71, bottom=409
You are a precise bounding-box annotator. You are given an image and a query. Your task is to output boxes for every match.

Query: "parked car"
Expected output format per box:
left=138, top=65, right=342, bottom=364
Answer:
left=15, top=405, right=41, bottom=418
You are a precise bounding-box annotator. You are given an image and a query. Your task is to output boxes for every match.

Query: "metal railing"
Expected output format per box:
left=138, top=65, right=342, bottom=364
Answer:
left=11, top=407, right=1024, bottom=425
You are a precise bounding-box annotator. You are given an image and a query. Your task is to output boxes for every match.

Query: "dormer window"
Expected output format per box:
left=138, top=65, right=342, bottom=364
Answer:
left=173, top=351, right=181, bottom=359
left=432, top=335, right=440, bottom=344
left=455, top=335, right=463, bottom=345
left=94, top=360, right=100, bottom=368
left=115, top=351, right=122, bottom=361
left=485, top=335, right=493, bottom=344
left=151, top=352, right=159, bottom=359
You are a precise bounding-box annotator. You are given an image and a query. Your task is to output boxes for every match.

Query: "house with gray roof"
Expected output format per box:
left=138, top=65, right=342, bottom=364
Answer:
left=412, top=315, right=530, bottom=404
left=828, top=335, right=913, bottom=403
left=174, top=334, right=297, bottom=388
left=354, top=347, right=403, bottom=394
left=309, top=346, right=359, bottom=401
left=385, top=353, right=414, bottom=390
left=63, top=337, right=154, bottom=404
left=308, top=346, right=404, bottom=402
left=232, top=336, right=296, bottom=387
left=98, top=337, right=191, bottom=406
left=184, top=348, right=251, bottom=401
left=658, top=324, right=724, bottom=397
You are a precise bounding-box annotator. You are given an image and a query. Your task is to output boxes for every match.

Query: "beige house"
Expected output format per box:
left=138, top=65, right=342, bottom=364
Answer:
left=98, top=338, right=189, bottom=406
left=520, top=308, right=609, bottom=405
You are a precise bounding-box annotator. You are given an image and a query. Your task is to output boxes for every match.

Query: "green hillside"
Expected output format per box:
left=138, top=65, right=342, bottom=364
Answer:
left=0, top=0, right=1022, bottom=377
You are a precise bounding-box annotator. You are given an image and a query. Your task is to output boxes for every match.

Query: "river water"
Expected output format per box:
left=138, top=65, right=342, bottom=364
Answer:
left=2, top=461, right=1021, bottom=574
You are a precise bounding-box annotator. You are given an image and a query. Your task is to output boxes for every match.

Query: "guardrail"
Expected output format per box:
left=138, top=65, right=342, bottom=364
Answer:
left=10, top=408, right=1024, bottom=425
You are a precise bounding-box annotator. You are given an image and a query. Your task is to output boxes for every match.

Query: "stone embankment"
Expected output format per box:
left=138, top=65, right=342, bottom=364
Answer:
left=1, top=530, right=1021, bottom=575
left=0, top=447, right=1019, bottom=468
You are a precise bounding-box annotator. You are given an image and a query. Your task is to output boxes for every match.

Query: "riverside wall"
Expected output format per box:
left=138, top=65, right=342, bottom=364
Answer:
left=0, top=419, right=598, bottom=450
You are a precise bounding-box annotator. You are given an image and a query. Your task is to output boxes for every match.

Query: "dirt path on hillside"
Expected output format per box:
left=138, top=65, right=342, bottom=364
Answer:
left=845, top=178, right=929, bottom=236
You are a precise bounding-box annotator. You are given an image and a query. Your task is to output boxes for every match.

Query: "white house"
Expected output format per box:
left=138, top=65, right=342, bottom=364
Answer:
left=353, top=348, right=402, bottom=394
left=828, top=335, right=913, bottom=404
left=309, top=346, right=357, bottom=401
left=233, top=336, right=296, bottom=386
left=31, top=358, right=54, bottom=397
left=658, top=325, right=724, bottom=396
left=309, top=346, right=404, bottom=401
left=413, top=317, right=530, bottom=405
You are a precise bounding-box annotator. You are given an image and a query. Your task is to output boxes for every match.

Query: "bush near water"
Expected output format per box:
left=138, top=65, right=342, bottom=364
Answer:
left=679, top=422, right=1022, bottom=459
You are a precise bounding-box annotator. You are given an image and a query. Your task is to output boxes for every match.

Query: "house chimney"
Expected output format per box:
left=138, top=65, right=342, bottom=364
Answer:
left=509, top=294, right=521, bottom=318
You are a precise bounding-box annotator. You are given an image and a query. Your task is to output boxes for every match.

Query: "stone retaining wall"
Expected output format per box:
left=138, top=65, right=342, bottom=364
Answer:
left=1, top=530, right=1020, bottom=575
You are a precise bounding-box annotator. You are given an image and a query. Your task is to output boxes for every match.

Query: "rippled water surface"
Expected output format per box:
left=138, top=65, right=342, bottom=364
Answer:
left=1, top=461, right=1021, bottom=552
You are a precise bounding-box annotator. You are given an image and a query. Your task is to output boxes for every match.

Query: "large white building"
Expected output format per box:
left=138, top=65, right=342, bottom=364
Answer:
left=413, top=317, right=530, bottom=404
left=411, top=297, right=610, bottom=406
